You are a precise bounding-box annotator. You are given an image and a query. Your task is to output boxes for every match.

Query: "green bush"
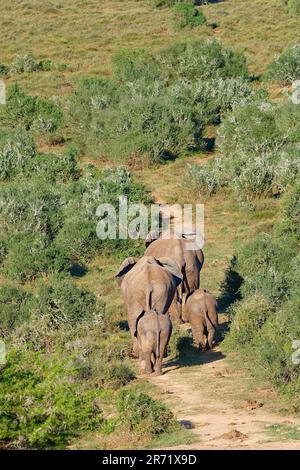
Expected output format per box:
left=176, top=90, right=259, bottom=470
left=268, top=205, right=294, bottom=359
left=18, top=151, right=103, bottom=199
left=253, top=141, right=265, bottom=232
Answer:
left=0, top=130, right=36, bottom=180
left=236, top=233, right=295, bottom=303
left=276, top=178, right=300, bottom=240
left=102, top=363, right=136, bottom=389
left=117, top=389, right=176, bottom=435
left=29, top=278, right=105, bottom=328
left=3, top=234, right=56, bottom=283
left=10, top=54, right=39, bottom=73
left=0, top=285, right=31, bottom=336
left=0, top=348, right=103, bottom=448
left=217, top=102, right=285, bottom=159
left=112, top=49, right=161, bottom=83
left=157, top=39, right=249, bottom=82
left=0, top=64, right=9, bottom=75
left=2, top=84, right=63, bottom=137
left=223, top=295, right=275, bottom=349
left=0, top=178, right=64, bottom=238
left=187, top=157, right=229, bottom=196
left=266, top=44, right=300, bottom=83
left=172, top=3, right=207, bottom=30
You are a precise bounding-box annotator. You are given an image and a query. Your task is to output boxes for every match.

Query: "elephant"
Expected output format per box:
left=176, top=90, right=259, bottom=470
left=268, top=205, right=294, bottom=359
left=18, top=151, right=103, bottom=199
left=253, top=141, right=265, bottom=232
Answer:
left=182, top=289, right=218, bottom=350
left=115, top=256, right=182, bottom=357
left=137, top=286, right=172, bottom=375
left=144, top=234, right=204, bottom=323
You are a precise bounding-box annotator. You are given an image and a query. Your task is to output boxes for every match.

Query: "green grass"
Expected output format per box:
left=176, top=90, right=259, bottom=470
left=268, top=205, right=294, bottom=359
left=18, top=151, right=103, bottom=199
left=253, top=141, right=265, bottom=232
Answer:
left=0, top=0, right=299, bottom=97
left=265, top=423, right=300, bottom=441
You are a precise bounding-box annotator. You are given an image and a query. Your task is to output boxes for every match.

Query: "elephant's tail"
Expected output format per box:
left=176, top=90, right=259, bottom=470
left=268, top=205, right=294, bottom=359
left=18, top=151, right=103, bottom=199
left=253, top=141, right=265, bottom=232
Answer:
left=202, top=290, right=217, bottom=331
left=156, top=312, right=161, bottom=359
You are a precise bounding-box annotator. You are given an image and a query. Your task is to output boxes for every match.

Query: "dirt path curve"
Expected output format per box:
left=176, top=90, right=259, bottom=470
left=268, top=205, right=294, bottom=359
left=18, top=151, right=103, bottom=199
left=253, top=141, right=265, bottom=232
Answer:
left=148, top=344, right=300, bottom=450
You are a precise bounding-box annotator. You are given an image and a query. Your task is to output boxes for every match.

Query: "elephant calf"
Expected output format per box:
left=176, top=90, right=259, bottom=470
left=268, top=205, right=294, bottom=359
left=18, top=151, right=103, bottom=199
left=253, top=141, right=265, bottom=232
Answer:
left=137, top=289, right=172, bottom=375
left=183, top=289, right=218, bottom=350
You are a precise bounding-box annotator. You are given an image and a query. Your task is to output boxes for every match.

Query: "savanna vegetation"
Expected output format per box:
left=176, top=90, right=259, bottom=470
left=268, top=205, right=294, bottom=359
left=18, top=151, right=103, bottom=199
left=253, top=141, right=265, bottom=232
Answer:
left=0, top=0, right=300, bottom=449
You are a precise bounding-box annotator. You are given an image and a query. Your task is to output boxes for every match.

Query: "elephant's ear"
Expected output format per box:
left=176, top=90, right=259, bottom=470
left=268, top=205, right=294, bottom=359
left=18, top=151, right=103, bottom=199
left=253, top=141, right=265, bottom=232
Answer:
left=157, top=257, right=183, bottom=286
left=115, top=257, right=137, bottom=286
left=145, top=229, right=160, bottom=248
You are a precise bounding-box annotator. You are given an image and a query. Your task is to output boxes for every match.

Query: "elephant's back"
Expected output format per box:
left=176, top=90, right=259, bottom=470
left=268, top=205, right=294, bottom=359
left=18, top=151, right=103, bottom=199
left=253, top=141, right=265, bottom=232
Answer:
left=145, top=238, right=184, bottom=267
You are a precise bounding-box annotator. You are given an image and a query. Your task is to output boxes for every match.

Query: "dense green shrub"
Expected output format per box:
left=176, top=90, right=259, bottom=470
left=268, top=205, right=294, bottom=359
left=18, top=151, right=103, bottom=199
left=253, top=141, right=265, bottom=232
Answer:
left=0, top=178, right=64, bottom=237
left=2, top=84, right=63, bottom=137
left=0, top=130, right=36, bottom=180
left=172, top=3, right=206, bottom=30
left=217, top=102, right=286, bottom=159
left=0, top=286, right=32, bottom=336
left=156, top=39, right=249, bottom=82
left=266, top=44, right=300, bottom=82
left=224, top=179, right=300, bottom=403
left=223, top=295, right=275, bottom=349
left=112, top=49, right=161, bottom=83
left=117, top=389, right=176, bottom=435
left=187, top=100, right=299, bottom=206
left=69, top=40, right=249, bottom=162
left=0, top=348, right=103, bottom=448
left=29, top=278, right=105, bottom=328
left=3, top=234, right=56, bottom=283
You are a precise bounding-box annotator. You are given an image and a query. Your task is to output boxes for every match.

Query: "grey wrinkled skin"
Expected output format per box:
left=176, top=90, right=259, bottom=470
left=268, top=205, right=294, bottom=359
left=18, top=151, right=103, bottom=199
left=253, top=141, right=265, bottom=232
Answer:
left=137, top=305, right=172, bottom=375
left=115, top=256, right=182, bottom=357
left=183, top=289, right=218, bottom=350
left=145, top=236, right=204, bottom=324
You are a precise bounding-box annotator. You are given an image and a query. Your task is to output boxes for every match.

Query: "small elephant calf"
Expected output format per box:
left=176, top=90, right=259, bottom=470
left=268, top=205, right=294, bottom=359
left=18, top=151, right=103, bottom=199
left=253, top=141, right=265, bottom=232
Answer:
left=137, top=290, right=172, bottom=375
left=183, top=289, right=218, bottom=350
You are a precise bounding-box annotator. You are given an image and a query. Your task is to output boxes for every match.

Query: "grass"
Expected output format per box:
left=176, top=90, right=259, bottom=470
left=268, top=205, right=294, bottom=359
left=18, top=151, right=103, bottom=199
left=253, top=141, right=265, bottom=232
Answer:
left=264, top=423, right=300, bottom=441
left=1, top=0, right=299, bottom=97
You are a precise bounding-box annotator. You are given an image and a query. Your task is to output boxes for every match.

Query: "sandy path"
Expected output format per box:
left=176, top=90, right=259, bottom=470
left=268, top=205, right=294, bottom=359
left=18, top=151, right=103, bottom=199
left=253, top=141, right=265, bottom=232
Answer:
left=147, top=345, right=300, bottom=450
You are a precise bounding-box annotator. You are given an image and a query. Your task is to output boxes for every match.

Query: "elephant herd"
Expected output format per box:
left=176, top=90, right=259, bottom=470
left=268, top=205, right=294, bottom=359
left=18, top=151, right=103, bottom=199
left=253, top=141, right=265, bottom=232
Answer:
left=115, top=233, right=218, bottom=375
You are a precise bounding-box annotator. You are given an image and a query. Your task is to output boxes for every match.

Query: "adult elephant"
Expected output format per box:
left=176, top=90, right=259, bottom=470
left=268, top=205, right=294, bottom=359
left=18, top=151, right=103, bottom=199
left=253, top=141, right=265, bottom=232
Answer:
left=144, top=234, right=204, bottom=322
left=115, top=256, right=182, bottom=356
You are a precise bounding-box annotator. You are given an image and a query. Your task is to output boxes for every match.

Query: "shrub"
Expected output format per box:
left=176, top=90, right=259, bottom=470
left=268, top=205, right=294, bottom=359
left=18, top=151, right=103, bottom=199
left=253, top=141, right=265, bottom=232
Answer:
left=102, top=363, right=135, bottom=389
left=98, top=94, right=203, bottom=162
left=157, top=39, right=249, bottom=82
left=10, top=54, right=39, bottom=73
left=277, top=178, right=300, bottom=239
left=0, top=64, right=9, bottom=75
left=266, top=44, right=300, bottom=83
left=31, top=97, right=63, bottom=136
left=232, top=156, right=274, bottom=204
left=29, top=278, right=105, bottom=328
left=0, top=286, right=31, bottom=336
left=2, top=84, right=63, bottom=136
left=172, top=3, right=207, bottom=30
left=3, top=234, right=55, bottom=283
left=217, top=102, right=286, bottom=159
left=0, top=130, right=36, bottom=180
left=248, top=292, right=300, bottom=396
left=112, top=49, right=161, bottom=83
left=187, top=157, right=229, bottom=196
left=223, top=295, right=275, bottom=350
left=0, top=178, right=64, bottom=237
left=27, top=150, right=78, bottom=182
left=117, top=390, right=176, bottom=435
left=236, top=233, right=295, bottom=303
left=0, top=348, right=103, bottom=448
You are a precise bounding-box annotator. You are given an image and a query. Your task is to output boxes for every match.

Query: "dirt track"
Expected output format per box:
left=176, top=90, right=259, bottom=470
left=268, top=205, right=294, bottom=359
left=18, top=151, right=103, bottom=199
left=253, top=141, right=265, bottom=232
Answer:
left=148, top=344, right=300, bottom=450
